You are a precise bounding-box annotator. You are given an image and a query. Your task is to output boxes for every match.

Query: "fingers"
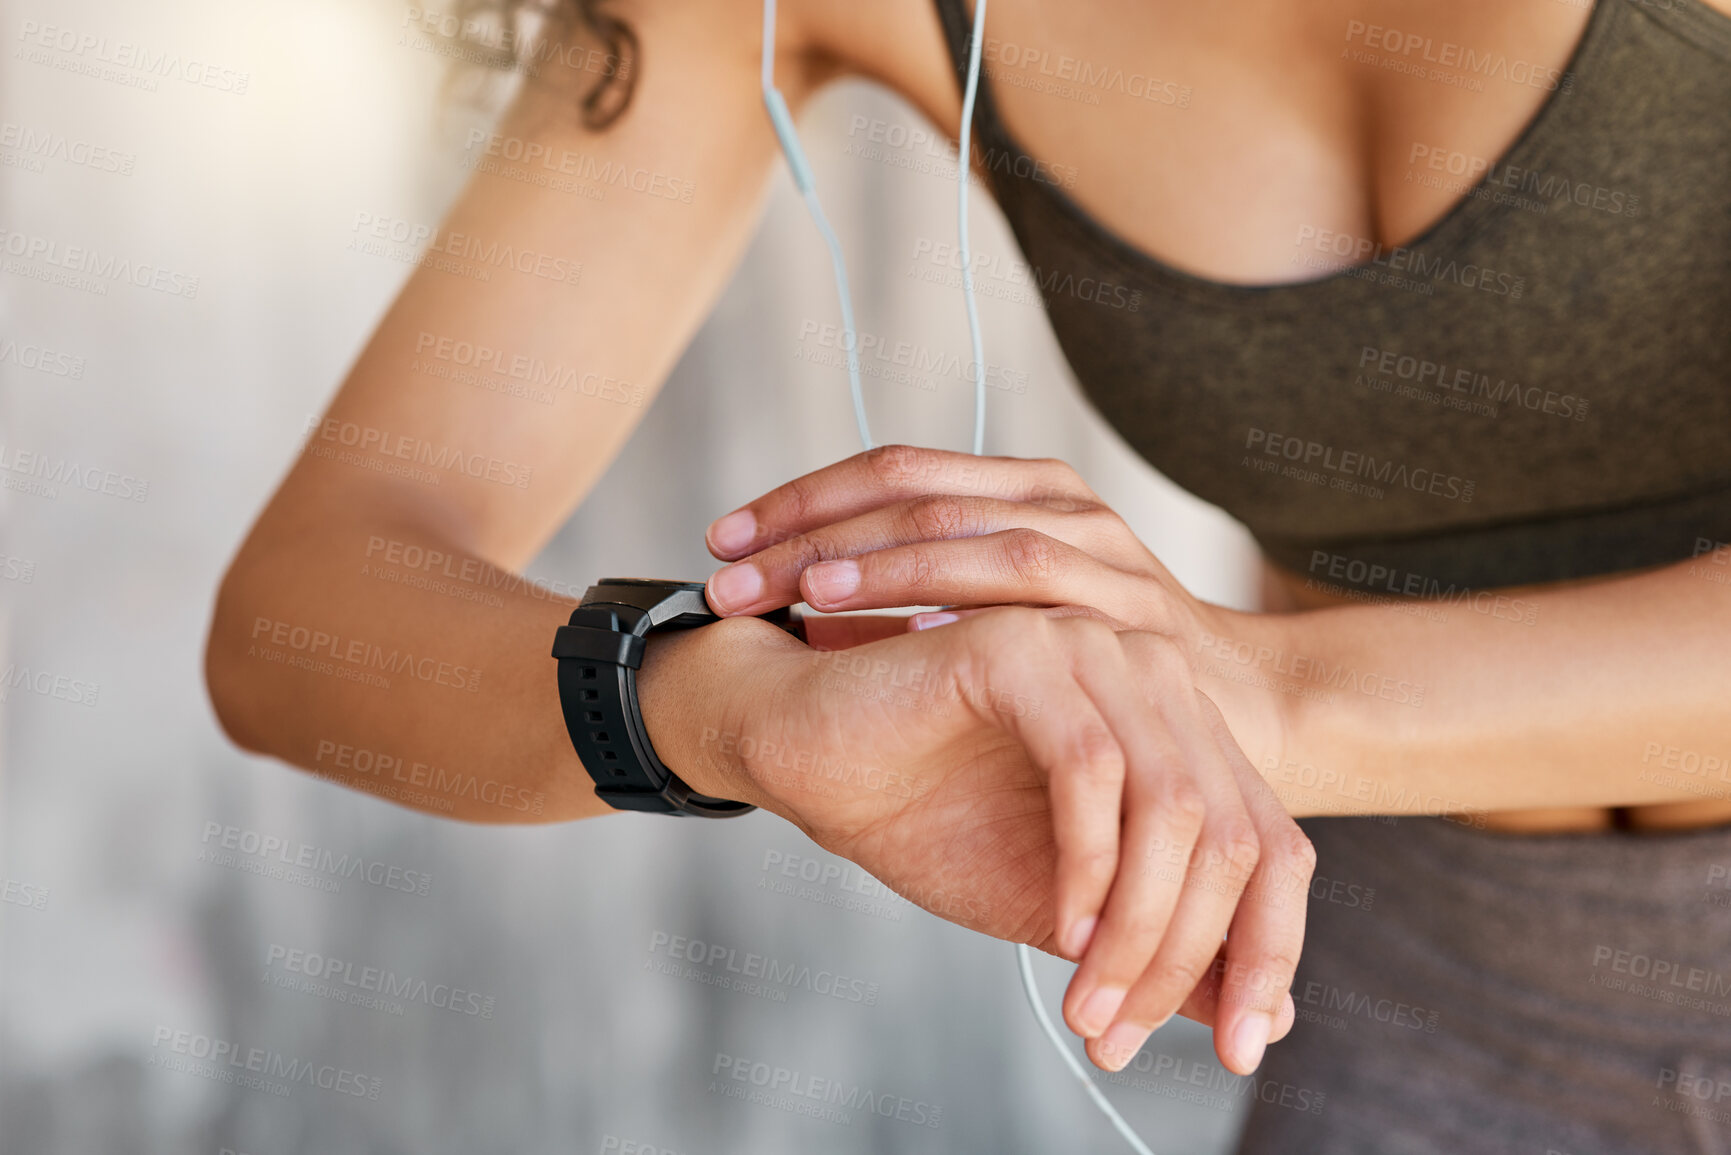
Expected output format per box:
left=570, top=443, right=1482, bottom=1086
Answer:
left=711, top=528, right=1143, bottom=618
left=927, top=612, right=1312, bottom=1079
left=705, top=497, right=1141, bottom=616
left=1193, top=691, right=1316, bottom=1074
left=1077, top=647, right=1262, bottom=1072
left=1046, top=630, right=1209, bottom=1059
left=983, top=626, right=1131, bottom=962
left=1169, top=947, right=1297, bottom=1043
left=705, top=445, right=1095, bottom=561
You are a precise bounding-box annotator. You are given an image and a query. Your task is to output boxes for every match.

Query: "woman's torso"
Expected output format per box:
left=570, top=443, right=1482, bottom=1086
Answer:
left=801, top=0, right=1731, bottom=833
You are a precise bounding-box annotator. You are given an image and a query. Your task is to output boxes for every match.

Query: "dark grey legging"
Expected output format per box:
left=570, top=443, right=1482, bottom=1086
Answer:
left=1234, top=816, right=1731, bottom=1155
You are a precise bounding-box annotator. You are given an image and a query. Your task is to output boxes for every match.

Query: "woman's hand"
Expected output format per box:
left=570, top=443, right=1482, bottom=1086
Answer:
left=647, top=606, right=1316, bottom=1077
left=683, top=445, right=1315, bottom=1071
left=701, top=444, right=1216, bottom=640
left=701, top=443, right=1291, bottom=831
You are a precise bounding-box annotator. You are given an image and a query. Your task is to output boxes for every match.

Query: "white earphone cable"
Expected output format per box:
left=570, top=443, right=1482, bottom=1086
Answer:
left=761, top=0, right=873, bottom=448
left=760, top=0, right=988, bottom=454
left=956, top=0, right=988, bottom=456
left=761, top=1, right=1158, bottom=1148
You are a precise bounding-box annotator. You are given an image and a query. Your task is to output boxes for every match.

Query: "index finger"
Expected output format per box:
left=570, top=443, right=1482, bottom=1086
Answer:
left=705, top=444, right=1094, bottom=560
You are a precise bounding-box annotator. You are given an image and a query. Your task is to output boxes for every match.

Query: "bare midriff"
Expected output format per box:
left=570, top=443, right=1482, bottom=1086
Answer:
left=1262, top=561, right=1731, bottom=833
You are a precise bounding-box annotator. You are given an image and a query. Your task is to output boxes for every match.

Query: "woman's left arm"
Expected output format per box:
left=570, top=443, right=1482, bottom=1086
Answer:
left=699, top=445, right=1731, bottom=820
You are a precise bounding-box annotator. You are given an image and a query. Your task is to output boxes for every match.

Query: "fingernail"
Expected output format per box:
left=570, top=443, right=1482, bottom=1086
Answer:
left=910, top=611, right=960, bottom=632
left=707, top=510, right=756, bottom=556
left=1061, top=914, right=1097, bottom=957
left=803, top=559, right=860, bottom=607
left=1077, top=985, right=1126, bottom=1037
left=708, top=563, right=763, bottom=614
left=1231, top=1013, right=1272, bottom=1073
left=1098, top=1021, right=1151, bottom=1071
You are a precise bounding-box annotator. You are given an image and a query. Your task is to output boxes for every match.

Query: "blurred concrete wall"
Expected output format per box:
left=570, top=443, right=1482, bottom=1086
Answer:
left=0, top=1, right=1261, bottom=1152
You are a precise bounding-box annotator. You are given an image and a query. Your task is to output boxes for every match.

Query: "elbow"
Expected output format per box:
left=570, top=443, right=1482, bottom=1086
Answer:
left=204, top=559, right=271, bottom=757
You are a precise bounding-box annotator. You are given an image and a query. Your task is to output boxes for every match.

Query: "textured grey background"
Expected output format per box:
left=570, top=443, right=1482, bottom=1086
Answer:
left=0, top=1, right=1265, bottom=1152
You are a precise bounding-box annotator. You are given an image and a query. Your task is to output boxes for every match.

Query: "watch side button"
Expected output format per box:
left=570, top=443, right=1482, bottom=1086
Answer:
left=552, top=626, right=646, bottom=668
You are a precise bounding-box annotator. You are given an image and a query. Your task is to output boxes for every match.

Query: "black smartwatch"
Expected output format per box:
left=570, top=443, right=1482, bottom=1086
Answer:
left=551, top=578, right=801, bottom=817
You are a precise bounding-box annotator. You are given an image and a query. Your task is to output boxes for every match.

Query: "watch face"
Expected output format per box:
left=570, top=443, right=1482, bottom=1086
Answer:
left=584, top=580, right=717, bottom=632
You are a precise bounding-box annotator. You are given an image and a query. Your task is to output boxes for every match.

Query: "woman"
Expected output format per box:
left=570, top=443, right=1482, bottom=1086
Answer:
left=204, top=0, right=1731, bottom=1150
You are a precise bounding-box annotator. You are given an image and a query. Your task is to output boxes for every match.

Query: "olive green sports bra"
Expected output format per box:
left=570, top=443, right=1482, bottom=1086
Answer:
left=932, top=0, right=1731, bottom=594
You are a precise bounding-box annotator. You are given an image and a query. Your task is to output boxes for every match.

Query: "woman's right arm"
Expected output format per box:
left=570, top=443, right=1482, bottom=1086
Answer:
left=204, top=0, right=836, bottom=822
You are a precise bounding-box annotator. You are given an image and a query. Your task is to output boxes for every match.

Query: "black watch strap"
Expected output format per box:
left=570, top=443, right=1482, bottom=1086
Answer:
left=551, top=579, right=797, bottom=818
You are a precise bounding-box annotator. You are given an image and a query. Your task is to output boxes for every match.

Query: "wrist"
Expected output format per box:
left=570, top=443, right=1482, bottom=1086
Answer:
left=636, top=614, right=805, bottom=815
left=1188, top=604, right=1302, bottom=786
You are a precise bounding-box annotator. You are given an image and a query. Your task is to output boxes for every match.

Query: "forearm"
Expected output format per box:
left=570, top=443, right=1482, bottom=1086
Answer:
left=1209, top=551, right=1731, bottom=818
left=207, top=498, right=803, bottom=823
left=208, top=507, right=608, bottom=823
